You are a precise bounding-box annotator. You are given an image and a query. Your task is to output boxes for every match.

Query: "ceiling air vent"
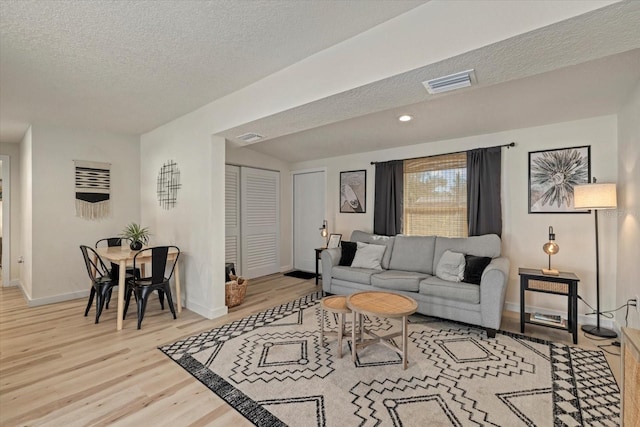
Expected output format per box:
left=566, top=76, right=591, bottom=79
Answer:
left=236, top=132, right=264, bottom=144
left=423, top=69, right=475, bottom=94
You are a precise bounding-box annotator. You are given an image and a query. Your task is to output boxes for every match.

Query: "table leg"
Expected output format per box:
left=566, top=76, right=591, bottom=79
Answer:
left=520, top=277, right=526, bottom=333
left=352, top=311, right=357, bottom=362
left=402, top=315, right=408, bottom=370
left=338, top=313, right=343, bottom=359
left=116, top=259, right=126, bottom=331
left=315, top=252, right=319, bottom=285
left=320, top=308, right=325, bottom=345
left=174, top=259, right=182, bottom=313
left=571, top=282, right=578, bottom=344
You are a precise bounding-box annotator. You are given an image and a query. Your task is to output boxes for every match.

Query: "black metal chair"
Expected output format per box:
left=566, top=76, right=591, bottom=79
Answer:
left=123, top=246, right=180, bottom=329
left=95, top=237, right=139, bottom=309
left=80, top=245, right=118, bottom=323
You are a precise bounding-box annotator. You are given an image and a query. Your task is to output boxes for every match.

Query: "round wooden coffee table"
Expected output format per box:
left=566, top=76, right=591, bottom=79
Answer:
left=320, top=295, right=352, bottom=358
left=346, top=291, right=418, bottom=369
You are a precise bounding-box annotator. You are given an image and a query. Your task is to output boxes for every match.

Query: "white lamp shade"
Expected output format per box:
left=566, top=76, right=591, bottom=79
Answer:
left=574, top=183, right=617, bottom=210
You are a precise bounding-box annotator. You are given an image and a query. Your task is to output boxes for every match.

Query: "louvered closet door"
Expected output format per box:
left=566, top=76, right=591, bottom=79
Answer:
left=225, top=165, right=241, bottom=274
left=241, top=167, right=280, bottom=279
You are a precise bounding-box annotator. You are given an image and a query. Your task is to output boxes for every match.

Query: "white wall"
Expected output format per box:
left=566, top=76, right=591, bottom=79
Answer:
left=0, top=142, right=22, bottom=285
left=24, top=125, right=140, bottom=304
left=617, top=81, right=640, bottom=329
left=225, top=145, right=293, bottom=272
left=140, top=115, right=227, bottom=320
left=138, top=2, right=615, bottom=322
left=291, top=115, right=620, bottom=328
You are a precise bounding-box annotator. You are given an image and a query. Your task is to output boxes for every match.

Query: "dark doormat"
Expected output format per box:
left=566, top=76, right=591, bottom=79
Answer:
left=283, top=270, right=317, bottom=280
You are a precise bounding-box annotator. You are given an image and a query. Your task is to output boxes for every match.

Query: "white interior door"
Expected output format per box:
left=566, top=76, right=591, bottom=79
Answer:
left=225, top=165, right=241, bottom=274
left=293, top=170, right=326, bottom=272
left=241, top=167, right=280, bottom=279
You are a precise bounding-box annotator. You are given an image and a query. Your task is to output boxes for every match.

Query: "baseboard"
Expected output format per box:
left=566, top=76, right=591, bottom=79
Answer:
left=503, top=300, right=616, bottom=331
left=280, top=264, right=293, bottom=273
left=186, top=298, right=228, bottom=319
left=27, top=289, right=90, bottom=307
left=3, top=279, right=21, bottom=288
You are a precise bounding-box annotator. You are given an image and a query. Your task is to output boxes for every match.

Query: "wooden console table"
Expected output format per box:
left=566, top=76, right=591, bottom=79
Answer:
left=519, top=268, right=579, bottom=344
left=315, top=248, right=324, bottom=285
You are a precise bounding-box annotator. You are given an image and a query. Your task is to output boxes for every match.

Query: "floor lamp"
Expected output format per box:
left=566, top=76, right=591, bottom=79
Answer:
left=574, top=177, right=617, bottom=338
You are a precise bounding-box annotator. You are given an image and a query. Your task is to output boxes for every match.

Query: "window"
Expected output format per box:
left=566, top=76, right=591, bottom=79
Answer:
left=403, top=153, right=468, bottom=237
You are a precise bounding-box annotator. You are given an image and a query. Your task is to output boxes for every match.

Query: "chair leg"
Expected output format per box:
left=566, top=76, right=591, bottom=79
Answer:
left=163, top=284, right=177, bottom=320
left=85, top=287, right=95, bottom=317
left=158, top=289, right=165, bottom=310
left=105, top=287, right=113, bottom=309
left=95, top=290, right=106, bottom=324
left=136, top=287, right=152, bottom=329
left=123, top=285, right=133, bottom=319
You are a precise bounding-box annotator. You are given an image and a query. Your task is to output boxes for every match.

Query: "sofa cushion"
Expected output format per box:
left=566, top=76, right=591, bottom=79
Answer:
left=419, top=276, right=480, bottom=304
left=371, top=270, right=428, bottom=292
left=388, top=235, right=436, bottom=274
left=349, top=231, right=395, bottom=269
left=351, top=242, right=386, bottom=270
left=339, top=241, right=358, bottom=266
left=435, top=250, right=465, bottom=282
left=369, top=235, right=395, bottom=269
left=331, top=266, right=378, bottom=285
left=433, top=234, right=501, bottom=272
left=463, top=255, right=492, bottom=285
left=350, top=230, right=372, bottom=243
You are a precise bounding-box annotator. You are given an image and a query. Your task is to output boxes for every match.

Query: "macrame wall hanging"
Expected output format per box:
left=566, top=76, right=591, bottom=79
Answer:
left=74, top=160, right=111, bottom=219
left=157, top=160, right=181, bottom=210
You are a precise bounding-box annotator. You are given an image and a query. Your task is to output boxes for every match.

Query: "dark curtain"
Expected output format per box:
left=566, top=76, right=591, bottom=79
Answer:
left=467, top=147, right=502, bottom=236
left=374, top=160, right=403, bottom=236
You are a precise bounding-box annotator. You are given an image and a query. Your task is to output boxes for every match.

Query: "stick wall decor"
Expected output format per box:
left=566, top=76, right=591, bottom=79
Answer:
left=157, top=160, right=181, bottom=210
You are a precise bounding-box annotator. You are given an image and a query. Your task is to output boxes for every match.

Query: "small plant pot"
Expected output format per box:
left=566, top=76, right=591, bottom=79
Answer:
left=130, top=241, right=143, bottom=251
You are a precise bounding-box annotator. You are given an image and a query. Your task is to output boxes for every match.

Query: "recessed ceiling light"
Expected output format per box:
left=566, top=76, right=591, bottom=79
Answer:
left=398, top=115, right=413, bottom=122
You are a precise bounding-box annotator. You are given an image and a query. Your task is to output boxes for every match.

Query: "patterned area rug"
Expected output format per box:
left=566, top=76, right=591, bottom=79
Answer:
left=160, top=292, right=620, bottom=426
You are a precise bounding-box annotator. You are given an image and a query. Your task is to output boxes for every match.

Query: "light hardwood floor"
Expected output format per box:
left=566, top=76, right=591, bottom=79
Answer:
left=0, top=275, right=621, bottom=426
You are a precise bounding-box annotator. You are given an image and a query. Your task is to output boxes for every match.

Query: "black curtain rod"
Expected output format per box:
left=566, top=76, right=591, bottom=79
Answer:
left=370, top=142, right=516, bottom=165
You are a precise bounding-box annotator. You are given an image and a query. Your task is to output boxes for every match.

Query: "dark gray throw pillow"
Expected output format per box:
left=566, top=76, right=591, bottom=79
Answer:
left=339, top=241, right=358, bottom=266
left=463, top=255, right=492, bottom=285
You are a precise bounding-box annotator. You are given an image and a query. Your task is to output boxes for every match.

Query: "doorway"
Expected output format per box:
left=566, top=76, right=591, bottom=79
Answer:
left=293, top=169, right=326, bottom=273
left=225, top=164, right=281, bottom=279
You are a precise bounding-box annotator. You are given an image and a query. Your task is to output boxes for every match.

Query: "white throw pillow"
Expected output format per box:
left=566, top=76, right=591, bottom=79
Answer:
left=435, top=250, right=466, bottom=282
left=350, top=242, right=386, bottom=270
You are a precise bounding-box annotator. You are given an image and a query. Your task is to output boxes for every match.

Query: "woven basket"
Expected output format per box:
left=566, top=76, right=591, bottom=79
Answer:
left=225, top=275, right=248, bottom=308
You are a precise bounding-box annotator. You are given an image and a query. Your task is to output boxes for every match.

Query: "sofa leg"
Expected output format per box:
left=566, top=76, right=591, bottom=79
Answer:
left=485, top=328, right=497, bottom=338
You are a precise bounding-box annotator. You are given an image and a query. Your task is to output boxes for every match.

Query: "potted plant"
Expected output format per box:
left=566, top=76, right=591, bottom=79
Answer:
left=121, top=222, right=150, bottom=250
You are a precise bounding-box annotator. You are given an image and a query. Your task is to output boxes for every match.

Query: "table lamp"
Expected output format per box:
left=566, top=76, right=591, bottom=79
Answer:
left=542, top=226, right=560, bottom=276
left=319, top=220, right=328, bottom=246
left=574, top=177, right=617, bottom=338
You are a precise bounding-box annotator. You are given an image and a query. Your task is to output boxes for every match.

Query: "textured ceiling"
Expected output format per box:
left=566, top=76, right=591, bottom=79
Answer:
left=245, top=49, right=640, bottom=162
left=0, top=0, right=425, bottom=142
left=222, top=1, right=640, bottom=162
left=2, top=1, right=638, bottom=163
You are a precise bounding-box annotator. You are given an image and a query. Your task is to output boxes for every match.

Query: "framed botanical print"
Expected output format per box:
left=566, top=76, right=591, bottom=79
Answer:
left=340, top=170, right=366, bottom=213
left=528, top=145, right=591, bottom=213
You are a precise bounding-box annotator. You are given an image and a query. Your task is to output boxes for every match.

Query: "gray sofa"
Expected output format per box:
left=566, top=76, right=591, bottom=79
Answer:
left=321, top=230, right=510, bottom=337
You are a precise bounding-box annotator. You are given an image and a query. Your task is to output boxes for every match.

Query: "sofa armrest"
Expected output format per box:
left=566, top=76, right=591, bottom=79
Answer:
left=321, top=248, right=341, bottom=293
left=479, top=257, right=510, bottom=330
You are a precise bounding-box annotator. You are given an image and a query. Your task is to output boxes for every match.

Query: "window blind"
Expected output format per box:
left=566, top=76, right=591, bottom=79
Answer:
left=403, top=153, right=468, bottom=237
